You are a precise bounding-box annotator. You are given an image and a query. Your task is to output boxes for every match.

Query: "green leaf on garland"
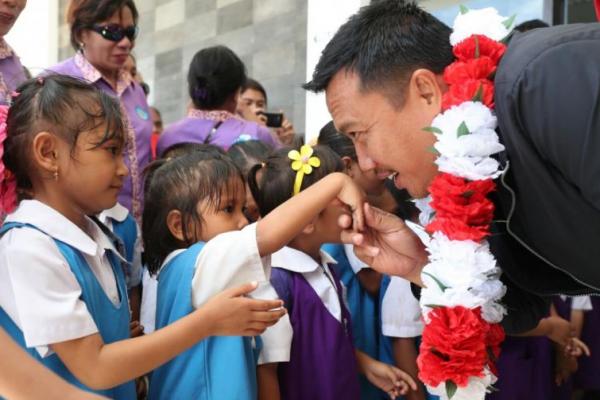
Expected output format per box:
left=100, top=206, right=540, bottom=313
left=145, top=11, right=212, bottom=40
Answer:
left=457, top=121, right=470, bottom=137
left=446, top=380, right=458, bottom=399
left=459, top=4, right=469, bottom=14
left=427, top=146, right=440, bottom=155
left=462, top=190, right=475, bottom=198
left=422, top=271, right=449, bottom=292
left=472, top=83, right=484, bottom=103
left=423, top=304, right=444, bottom=308
left=502, top=14, right=517, bottom=30
left=474, top=35, right=480, bottom=58
left=423, top=126, right=443, bottom=134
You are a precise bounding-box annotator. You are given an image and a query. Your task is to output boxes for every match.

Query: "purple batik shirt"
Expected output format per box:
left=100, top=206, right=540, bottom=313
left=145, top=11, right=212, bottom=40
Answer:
left=156, top=109, right=279, bottom=156
left=0, top=40, right=26, bottom=105
left=48, top=52, right=152, bottom=222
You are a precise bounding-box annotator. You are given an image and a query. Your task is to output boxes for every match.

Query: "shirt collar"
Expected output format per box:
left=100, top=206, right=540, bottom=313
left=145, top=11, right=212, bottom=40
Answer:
left=0, top=39, right=14, bottom=60
left=271, top=246, right=337, bottom=273
left=343, top=244, right=369, bottom=271
left=187, top=109, right=242, bottom=122
left=6, top=200, right=120, bottom=258
left=98, top=202, right=130, bottom=224
left=74, top=51, right=132, bottom=96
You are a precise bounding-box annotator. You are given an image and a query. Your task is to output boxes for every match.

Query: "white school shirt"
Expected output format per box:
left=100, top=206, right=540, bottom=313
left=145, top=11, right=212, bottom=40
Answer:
left=98, top=202, right=143, bottom=287
left=140, top=268, right=158, bottom=333
left=157, top=223, right=293, bottom=364
left=344, top=243, right=369, bottom=274
left=381, top=219, right=428, bottom=338
left=559, top=295, right=593, bottom=311
left=0, top=200, right=126, bottom=357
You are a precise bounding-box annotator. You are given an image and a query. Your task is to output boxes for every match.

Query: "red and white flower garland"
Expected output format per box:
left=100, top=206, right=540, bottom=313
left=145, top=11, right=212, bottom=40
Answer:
left=415, top=7, right=515, bottom=400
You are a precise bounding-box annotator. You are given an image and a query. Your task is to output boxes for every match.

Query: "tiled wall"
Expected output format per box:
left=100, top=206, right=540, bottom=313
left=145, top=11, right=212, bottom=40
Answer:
left=58, top=0, right=308, bottom=133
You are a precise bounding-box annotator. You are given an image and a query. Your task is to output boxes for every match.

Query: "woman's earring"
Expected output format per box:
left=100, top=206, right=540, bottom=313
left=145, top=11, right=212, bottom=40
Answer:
left=53, top=168, right=59, bottom=181
left=79, top=42, right=85, bottom=52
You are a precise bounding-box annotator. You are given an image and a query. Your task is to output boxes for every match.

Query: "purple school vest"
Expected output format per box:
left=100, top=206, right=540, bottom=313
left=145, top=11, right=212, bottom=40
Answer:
left=272, top=265, right=361, bottom=400
left=575, top=296, right=600, bottom=391
left=0, top=48, right=25, bottom=105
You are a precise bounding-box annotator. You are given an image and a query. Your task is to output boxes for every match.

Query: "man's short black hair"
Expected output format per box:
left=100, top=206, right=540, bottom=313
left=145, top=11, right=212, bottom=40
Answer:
left=304, top=0, right=453, bottom=107
left=513, top=19, right=549, bottom=33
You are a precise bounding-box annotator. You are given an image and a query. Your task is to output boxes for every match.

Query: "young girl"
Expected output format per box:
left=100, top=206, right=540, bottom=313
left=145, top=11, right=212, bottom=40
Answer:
left=248, top=145, right=418, bottom=400
left=142, top=148, right=368, bottom=399
left=0, top=75, right=286, bottom=399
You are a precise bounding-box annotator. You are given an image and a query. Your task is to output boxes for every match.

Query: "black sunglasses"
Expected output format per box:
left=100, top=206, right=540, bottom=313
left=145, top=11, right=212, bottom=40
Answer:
left=91, top=24, right=138, bottom=42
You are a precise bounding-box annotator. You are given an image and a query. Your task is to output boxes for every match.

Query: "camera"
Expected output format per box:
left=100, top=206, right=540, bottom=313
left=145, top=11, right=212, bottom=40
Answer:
left=260, top=111, right=284, bottom=128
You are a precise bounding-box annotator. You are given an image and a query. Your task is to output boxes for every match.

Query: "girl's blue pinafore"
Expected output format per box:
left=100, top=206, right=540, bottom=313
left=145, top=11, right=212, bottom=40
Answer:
left=0, top=222, right=135, bottom=400
left=149, top=241, right=260, bottom=400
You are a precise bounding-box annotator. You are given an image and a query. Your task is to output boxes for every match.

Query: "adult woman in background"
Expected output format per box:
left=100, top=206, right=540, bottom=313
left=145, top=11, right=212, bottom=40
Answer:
left=157, top=45, right=278, bottom=157
left=49, top=0, right=151, bottom=221
left=0, top=0, right=27, bottom=105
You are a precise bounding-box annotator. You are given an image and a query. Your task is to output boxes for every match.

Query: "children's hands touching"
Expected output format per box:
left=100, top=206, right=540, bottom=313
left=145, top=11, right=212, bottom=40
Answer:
left=363, top=358, right=417, bottom=399
left=200, top=282, right=286, bottom=336
left=564, top=336, right=590, bottom=358
left=356, top=350, right=417, bottom=399
left=129, top=321, right=144, bottom=338
left=336, top=174, right=366, bottom=232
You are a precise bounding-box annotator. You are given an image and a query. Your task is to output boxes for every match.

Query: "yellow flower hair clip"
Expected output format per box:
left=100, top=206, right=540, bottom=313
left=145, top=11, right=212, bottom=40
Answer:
left=288, top=145, right=321, bottom=195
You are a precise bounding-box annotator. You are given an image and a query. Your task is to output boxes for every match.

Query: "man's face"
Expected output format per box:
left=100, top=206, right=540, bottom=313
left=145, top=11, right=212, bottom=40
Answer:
left=325, top=69, right=439, bottom=198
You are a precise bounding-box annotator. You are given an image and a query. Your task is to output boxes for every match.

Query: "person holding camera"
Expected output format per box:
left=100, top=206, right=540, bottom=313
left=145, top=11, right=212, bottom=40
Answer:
left=157, top=46, right=279, bottom=156
left=237, top=78, right=297, bottom=146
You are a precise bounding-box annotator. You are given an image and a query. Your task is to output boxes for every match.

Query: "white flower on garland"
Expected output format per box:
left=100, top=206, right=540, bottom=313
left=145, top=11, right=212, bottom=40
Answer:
left=430, top=102, right=504, bottom=159
left=413, top=196, right=435, bottom=227
left=435, top=154, right=503, bottom=181
left=427, top=368, right=497, bottom=400
left=450, top=7, right=511, bottom=46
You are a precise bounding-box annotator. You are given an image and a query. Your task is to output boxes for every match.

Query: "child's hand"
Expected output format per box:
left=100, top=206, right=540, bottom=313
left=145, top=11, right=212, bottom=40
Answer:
left=129, top=321, right=144, bottom=338
left=363, top=358, right=418, bottom=399
left=336, top=174, right=366, bottom=232
left=201, top=282, right=286, bottom=336
left=565, top=337, right=590, bottom=358
left=554, top=349, right=578, bottom=386
left=545, top=316, right=575, bottom=347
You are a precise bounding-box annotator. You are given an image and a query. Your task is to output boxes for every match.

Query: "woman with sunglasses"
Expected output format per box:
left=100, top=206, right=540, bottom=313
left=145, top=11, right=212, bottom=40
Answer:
left=48, top=0, right=151, bottom=224
left=0, top=0, right=27, bottom=105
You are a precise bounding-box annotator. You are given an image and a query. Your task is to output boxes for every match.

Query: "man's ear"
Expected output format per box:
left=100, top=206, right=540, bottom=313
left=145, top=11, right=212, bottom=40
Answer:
left=166, top=209, right=185, bottom=242
left=410, top=68, right=443, bottom=112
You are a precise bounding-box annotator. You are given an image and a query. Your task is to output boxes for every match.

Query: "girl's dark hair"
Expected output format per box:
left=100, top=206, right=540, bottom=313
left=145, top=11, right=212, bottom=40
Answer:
left=161, top=142, right=226, bottom=160
left=188, top=45, right=247, bottom=110
left=241, top=78, right=267, bottom=104
left=67, top=0, right=139, bottom=50
left=227, top=140, right=272, bottom=176
left=3, top=74, right=125, bottom=193
left=248, top=145, right=343, bottom=217
left=142, top=151, right=243, bottom=274
left=318, top=121, right=356, bottom=161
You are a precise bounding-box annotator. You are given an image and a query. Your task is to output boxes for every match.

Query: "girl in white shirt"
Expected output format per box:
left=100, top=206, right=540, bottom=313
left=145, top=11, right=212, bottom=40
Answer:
left=0, top=74, right=287, bottom=399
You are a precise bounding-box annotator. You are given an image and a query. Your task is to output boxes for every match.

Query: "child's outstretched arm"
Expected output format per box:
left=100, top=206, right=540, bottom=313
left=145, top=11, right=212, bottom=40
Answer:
left=256, top=172, right=365, bottom=256
left=355, top=349, right=418, bottom=399
left=0, top=328, right=107, bottom=400
left=51, top=282, right=285, bottom=390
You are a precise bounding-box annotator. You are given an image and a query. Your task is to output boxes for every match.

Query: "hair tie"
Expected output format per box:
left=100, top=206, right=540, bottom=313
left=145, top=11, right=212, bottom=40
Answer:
left=261, top=162, right=266, bottom=168
left=288, top=145, right=320, bottom=196
left=0, top=104, right=16, bottom=221
left=193, top=87, right=208, bottom=101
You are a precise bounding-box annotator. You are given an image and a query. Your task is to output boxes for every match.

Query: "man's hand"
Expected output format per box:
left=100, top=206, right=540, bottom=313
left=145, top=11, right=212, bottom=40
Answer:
left=339, top=203, right=428, bottom=285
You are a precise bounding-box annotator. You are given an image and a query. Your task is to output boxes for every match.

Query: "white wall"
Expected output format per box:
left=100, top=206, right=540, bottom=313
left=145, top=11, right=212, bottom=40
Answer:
left=6, top=0, right=59, bottom=75
left=305, top=0, right=366, bottom=143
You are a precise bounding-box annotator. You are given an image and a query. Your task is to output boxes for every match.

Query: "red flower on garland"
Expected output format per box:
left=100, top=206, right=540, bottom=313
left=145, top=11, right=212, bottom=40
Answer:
left=453, top=34, right=506, bottom=64
left=486, top=323, right=505, bottom=376
left=442, top=78, right=494, bottom=111
left=418, top=306, right=489, bottom=388
left=444, top=56, right=497, bottom=84
left=426, top=216, right=490, bottom=242
left=426, top=173, right=495, bottom=240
